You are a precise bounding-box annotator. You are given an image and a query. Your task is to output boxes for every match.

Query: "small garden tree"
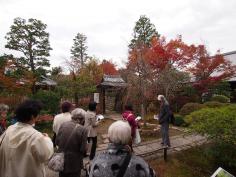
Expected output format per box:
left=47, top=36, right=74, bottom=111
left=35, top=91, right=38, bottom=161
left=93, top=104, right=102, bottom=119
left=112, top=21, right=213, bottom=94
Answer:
left=31, top=90, right=60, bottom=114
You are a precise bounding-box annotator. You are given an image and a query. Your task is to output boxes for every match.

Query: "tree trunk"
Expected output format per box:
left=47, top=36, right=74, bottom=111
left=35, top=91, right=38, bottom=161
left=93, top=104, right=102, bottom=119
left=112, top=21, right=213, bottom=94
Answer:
left=72, top=71, right=79, bottom=106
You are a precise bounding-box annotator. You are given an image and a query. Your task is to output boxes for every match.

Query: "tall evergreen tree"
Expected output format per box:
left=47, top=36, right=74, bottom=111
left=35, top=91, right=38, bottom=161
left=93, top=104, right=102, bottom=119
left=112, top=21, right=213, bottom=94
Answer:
left=129, top=15, right=159, bottom=49
left=5, top=17, right=52, bottom=75
left=70, top=33, right=88, bottom=70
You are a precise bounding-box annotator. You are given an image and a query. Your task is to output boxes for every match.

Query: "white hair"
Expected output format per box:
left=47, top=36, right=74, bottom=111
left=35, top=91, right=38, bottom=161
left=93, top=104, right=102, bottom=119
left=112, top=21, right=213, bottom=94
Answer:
left=71, top=108, right=86, bottom=121
left=108, top=120, right=131, bottom=145
left=157, top=95, right=169, bottom=105
left=0, top=104, right=9, bottom=112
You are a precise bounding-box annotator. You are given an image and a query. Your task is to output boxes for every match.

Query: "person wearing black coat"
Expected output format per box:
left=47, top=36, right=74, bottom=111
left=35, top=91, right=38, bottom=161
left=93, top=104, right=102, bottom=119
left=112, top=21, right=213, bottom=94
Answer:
left=157, top=95, right=171, bottom=147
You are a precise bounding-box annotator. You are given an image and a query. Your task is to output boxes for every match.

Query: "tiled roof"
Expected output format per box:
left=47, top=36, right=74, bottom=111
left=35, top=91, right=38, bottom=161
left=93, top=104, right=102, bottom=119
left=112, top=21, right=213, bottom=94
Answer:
left=35, top=76, right=57, bottom=86
left=99, top=75, right=127, bottom=87
left=222, top=50, right=236, bottom=56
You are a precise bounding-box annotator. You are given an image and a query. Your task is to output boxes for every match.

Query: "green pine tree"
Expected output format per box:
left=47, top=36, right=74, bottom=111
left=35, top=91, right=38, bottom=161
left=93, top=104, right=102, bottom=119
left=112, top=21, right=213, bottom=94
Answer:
left=129, top=15, right=159, bottom=49
left=5, top=17, right=52, bottom=76
left=70, top=33, right=88, bottom=69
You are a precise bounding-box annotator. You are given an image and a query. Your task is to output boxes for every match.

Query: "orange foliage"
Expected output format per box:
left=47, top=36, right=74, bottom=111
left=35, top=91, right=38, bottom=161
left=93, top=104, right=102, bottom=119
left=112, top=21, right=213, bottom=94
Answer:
left=146, top=36, right=194, bottom=71
left=127, top=36, right=194, bottom=74
left=100, top=60, right=118, bottom=75
left=0, top=58, right=33, bottom=95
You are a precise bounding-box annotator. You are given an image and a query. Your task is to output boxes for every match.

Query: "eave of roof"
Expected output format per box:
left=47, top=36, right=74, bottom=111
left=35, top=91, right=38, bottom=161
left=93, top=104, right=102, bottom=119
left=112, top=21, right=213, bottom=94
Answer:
left=222, top=50, right=236, bottom=56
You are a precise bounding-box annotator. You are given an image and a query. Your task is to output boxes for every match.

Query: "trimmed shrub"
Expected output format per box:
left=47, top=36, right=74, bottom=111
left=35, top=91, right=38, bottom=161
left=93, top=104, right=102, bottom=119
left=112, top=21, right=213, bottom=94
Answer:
left=174, top=114, right=186, bottom=126
left=203, top=101, right=224, bottom=108
left=179, top=102, right=206, bottom=116
left=186, top=105, right=236, bottom=170
left=210, top=94, right=230, bottom=103
left=31, top=90, right=60, bottom=114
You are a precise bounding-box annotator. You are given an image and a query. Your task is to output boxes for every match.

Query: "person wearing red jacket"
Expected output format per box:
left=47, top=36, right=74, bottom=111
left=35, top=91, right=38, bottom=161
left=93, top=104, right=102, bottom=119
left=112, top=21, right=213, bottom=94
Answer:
left=122, top=104, right=137, bottom=142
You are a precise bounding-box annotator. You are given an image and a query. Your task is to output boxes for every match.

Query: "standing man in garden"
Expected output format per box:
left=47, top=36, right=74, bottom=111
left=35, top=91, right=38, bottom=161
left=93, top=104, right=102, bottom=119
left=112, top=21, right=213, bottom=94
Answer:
left=157, top=95, right=171, bottom=147
left=85, top=101, right=99, bottom=160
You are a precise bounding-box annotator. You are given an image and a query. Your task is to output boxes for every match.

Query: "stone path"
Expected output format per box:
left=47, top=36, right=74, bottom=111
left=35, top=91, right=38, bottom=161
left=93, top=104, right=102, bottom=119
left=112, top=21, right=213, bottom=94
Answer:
left=97, top=133, right=207, bottom=159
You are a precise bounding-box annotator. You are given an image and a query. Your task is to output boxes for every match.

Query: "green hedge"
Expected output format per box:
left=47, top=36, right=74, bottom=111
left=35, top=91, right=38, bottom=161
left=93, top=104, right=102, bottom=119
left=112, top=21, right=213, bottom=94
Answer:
left=210, top=95, right=230, bottom=103
left=186, top=105, right=236, bottom=169
left=186, top=105, right=236, bottom=144
left=203, top=101, right=225, bottom=108
left=179, top=102, right=206, bottom=116
left=174, top=114, right=186, bottom=126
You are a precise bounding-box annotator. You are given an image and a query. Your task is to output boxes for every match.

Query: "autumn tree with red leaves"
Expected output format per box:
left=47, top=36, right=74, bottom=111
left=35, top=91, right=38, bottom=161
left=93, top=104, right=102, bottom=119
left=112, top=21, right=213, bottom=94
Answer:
left=126, top=36, right=193, bottom=106
left=100, top=60, right=118, bottom=75
left=188, top=45, right=236, bottom=94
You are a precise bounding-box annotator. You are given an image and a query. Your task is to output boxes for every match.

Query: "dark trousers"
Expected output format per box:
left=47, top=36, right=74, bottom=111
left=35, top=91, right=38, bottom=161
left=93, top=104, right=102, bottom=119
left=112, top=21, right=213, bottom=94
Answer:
left=88, top=136, right=97, bottom=160
left=161, top=123, right=170, bottom=146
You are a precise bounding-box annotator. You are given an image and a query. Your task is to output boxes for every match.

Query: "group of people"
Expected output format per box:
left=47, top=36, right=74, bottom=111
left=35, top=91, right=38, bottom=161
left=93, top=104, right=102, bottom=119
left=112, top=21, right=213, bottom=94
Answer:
left=0, top=94, right=172, bottom=177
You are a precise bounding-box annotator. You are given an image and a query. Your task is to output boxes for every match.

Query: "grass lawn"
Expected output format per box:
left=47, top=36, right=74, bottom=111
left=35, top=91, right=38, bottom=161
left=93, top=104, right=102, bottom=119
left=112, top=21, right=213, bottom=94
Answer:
left=148, top=144, right=235, bottom=177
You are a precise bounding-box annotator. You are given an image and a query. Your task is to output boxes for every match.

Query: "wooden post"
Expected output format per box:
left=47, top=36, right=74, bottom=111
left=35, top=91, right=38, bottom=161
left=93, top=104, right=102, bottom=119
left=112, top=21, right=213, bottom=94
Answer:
left=102, top=88, right=106, bottom=114
left=164, top=147, right=167, bottom=161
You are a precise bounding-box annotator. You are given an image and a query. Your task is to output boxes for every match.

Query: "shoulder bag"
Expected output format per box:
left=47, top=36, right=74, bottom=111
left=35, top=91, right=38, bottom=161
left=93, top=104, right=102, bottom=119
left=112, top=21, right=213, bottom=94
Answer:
left=116, top=152, right=132, bottom=177
left=48, top=124, right=78, bottom=172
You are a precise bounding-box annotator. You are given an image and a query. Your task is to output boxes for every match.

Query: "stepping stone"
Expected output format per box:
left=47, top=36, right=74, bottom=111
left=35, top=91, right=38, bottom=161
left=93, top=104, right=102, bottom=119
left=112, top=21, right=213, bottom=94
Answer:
left=175, top=147, right=182, bottom=151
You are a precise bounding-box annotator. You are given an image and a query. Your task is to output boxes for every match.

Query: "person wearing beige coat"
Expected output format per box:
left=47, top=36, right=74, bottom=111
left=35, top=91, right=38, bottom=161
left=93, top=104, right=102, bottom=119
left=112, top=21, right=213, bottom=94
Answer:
left=84, top=102, right=99, bottom=160
left=0, top=100, right=54, bottom=177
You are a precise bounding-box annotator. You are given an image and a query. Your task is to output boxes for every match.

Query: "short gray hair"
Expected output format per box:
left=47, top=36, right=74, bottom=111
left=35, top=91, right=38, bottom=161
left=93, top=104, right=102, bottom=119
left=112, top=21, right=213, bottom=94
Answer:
left=0, top=104, right=9, bottom=112
left=157, top=95, right=169, bottom=105
left=108, top=120, right=131, bottom=145
left=71, top=108, right=86, bottom=121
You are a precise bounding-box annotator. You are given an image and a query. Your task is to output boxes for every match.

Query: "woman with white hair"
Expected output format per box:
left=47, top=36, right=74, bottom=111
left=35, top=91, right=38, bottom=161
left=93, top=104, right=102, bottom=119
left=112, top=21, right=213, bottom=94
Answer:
left=56, top=108, right=88, bottom=177
left=157, top=95, right=171, bottom=147
left=89, top=120, right=156, bottom=177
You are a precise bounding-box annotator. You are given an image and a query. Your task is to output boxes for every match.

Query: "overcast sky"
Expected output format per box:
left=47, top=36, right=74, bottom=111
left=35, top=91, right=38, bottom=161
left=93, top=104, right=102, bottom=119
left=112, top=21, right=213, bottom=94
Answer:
left=0, top=0, right=236, bottom=69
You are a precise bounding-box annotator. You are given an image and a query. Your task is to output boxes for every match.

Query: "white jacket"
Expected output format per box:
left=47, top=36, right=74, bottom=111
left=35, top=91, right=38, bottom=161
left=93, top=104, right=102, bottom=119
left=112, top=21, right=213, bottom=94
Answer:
left=53, top=112, right=71, bottom=135
left=0, top=122, right=53, bottom=177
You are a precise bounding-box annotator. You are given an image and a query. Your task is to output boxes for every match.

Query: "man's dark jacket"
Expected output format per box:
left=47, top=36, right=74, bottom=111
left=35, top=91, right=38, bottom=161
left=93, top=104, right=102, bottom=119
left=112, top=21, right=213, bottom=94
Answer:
left=159, top=103, right=170, bottom=124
